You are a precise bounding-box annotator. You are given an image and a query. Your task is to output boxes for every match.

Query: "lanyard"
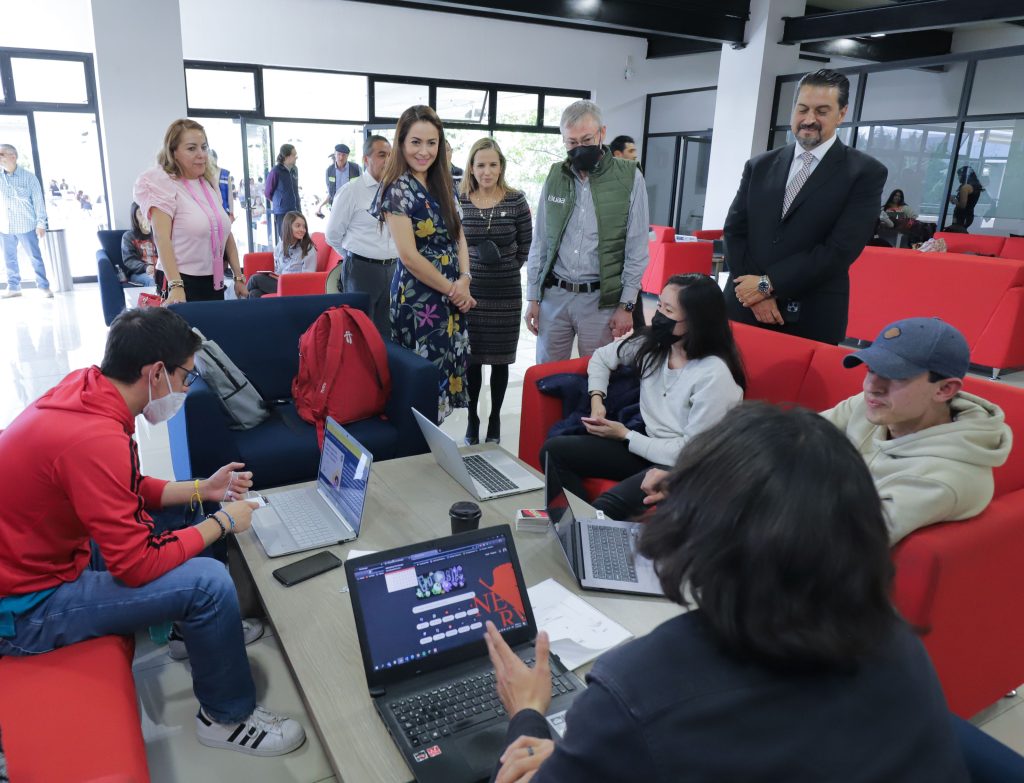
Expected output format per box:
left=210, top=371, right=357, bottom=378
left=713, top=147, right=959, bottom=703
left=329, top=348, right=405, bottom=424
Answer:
left=181, top=177, right=225, bottom=289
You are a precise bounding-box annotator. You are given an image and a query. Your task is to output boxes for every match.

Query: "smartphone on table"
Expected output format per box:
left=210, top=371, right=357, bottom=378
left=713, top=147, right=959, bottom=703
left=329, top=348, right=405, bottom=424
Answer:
left=272, top=551, right=342, bottom=587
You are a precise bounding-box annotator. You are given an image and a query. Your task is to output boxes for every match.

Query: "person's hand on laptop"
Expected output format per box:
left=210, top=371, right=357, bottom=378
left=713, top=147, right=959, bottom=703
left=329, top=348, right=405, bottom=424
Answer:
left=484, top=621, right=552, bottom=718
left=496, top=735, right=554, bottom=783
left=204, top=461, right=254, bottom=502
left=641, top=467, right=669, bottom=506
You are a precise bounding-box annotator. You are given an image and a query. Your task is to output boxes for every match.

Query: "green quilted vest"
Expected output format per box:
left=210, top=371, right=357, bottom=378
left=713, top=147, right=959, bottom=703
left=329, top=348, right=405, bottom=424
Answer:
left=538, top=148, right=637, bottom=308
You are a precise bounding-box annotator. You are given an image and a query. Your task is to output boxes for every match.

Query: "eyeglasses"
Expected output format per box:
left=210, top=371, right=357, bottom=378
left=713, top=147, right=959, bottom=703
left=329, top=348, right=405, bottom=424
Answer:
left=563, top=133, right=600, bottom=150
left=171, top=365, right=201, bottom=388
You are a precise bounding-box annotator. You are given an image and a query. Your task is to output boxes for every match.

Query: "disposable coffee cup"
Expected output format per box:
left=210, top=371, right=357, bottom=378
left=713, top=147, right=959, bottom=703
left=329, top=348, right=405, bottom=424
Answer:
left=450, top=501, right=482, bottom=535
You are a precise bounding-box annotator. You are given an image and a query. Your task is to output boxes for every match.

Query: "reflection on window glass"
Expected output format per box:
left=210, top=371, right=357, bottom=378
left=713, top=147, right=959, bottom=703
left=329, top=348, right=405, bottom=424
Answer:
left=185, top=69, right=257, bottom=112
left=968, top=56, right=1024, bottom=117
left=860, top=63, right=966, bottom=122
left=956, top=120, right=1024, bottom=236
left=491, top=131, right=565, bottom=211
left=497, top=92, right=538, bottom=125
left=375, top=82, right=428, bottom=119
left=543, top=95, right=579, bottom=127
left=11, top=58, right=88, bottom=104
left=263, top=69, right=368, bottom=122
left=436, top=88, right=488, bottom=123
left=856, top=122, right=955, bottom=223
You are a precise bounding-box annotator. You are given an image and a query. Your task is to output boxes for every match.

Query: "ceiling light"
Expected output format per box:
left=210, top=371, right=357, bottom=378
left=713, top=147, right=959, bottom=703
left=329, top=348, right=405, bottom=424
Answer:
left=869, top=33, right=886, bottom=38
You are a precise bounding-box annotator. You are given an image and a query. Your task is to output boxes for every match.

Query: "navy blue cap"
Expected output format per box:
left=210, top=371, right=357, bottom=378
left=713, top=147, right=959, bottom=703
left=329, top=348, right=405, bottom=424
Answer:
left=331, top=144, right=350, bottom=157
left=843, top=317, right=969, bottom=380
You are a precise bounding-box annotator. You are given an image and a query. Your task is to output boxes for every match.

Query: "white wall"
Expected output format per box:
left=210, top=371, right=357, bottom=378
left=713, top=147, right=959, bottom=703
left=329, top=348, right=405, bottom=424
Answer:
left=0, top=0, right=93, bottom=52
left=178, top=0, right=719, bottom=147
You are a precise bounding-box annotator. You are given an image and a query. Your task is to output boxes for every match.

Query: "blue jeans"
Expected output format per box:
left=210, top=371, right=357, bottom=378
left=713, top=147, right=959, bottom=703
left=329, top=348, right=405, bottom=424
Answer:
left=1, top=231, right=50, bottom=292
left=0, top=521, right=255, bottom=723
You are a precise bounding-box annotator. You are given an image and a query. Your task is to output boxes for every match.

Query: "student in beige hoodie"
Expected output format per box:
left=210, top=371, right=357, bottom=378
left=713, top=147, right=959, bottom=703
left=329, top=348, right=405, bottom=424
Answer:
left=641, top=317, right=1011, bottom=544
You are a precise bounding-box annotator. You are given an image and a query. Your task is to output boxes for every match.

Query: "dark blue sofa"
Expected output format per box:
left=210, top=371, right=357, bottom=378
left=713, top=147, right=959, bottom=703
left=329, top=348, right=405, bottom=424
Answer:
left=168, top=294, right=439, bottom=488
left=97, top=229, right=128, bottom=326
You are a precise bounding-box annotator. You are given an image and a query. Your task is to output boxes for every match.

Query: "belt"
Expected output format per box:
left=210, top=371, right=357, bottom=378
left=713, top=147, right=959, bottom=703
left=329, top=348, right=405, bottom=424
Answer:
left=351, top=252, right=397, bottom=265
left=544, top=276, right=600, bottom=294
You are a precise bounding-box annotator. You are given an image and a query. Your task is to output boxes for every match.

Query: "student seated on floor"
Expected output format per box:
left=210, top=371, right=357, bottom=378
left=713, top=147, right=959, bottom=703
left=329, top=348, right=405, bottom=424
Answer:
left=486, top=404, right=971, bottom=782
left=0, top=307, right=306, bottom=757
left=539, top=273, right=744, bottom=521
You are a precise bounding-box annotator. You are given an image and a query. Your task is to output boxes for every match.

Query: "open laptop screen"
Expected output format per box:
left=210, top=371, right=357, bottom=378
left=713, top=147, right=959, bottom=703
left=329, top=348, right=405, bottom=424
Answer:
left=348, top=527, right=533, bottom=686
left=544, top=457, right=577, bottom=573
left=317, top=417, right=372, bottom=533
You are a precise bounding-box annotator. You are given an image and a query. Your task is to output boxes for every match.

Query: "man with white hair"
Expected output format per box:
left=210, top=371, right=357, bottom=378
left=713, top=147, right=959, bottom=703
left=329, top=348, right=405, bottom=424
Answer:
left=0, top=144, right=52, bottom=299
left=525, top=100, right=649, bottom=363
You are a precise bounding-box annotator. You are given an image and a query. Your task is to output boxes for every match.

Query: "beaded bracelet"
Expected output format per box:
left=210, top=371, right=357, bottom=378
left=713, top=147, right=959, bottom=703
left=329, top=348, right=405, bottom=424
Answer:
left=210, top=513, right=228, bottom=541
left=219, top=509, right=237, bottom=533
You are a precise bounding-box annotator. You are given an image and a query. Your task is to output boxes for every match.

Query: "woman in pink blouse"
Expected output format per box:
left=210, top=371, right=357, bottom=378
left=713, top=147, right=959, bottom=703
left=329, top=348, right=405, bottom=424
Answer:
left=134, top=119, right=246, bottom=303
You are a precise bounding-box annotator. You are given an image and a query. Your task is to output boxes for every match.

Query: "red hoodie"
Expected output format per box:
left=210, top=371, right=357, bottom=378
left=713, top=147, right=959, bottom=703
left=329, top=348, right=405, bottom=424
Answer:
left=0, top=367, right=204, bottom=595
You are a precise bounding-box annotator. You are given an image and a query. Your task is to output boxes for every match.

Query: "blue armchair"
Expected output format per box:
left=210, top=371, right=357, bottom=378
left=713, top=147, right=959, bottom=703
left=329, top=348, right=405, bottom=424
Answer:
left=97, top=229, right=127, bottom=325
left=167, top=294, right=440, bottom=488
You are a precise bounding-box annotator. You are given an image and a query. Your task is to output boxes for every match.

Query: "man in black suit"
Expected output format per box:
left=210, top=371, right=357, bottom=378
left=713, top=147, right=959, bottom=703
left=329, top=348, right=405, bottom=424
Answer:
left=724, top=69, right=887, bottom=344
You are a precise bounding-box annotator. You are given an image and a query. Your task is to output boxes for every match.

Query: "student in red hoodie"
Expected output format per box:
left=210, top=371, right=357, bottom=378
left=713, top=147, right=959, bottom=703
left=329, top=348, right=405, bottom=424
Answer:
left=0, top=307, right=305, bottom=757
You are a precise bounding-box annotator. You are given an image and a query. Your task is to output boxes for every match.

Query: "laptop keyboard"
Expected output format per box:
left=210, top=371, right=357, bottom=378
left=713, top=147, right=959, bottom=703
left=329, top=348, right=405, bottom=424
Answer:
left=462, top=454, right=517, bottom=494
left=389, top=660, right=577, bottom=747
left=269, top=488, right=343, bottom=548
left=588, top=525, right=638, bottom=583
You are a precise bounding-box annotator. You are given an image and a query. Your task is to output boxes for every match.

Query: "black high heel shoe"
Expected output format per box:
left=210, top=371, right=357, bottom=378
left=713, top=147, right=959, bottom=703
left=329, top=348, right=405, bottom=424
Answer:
left=465, top=418, right=480, bottom=446
left=485, top=418, right=501, bottom=444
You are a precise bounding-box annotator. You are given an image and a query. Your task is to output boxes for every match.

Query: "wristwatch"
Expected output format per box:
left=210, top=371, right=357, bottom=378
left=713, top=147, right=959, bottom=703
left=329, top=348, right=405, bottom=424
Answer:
left=619, top=301, right=635, bottom=312
left=757, top=275, right=772, bottom=296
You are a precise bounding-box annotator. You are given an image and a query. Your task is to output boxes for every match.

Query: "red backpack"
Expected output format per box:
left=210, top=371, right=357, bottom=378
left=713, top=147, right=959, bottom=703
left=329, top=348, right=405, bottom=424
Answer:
left=292, top=305, right=391, bottom=446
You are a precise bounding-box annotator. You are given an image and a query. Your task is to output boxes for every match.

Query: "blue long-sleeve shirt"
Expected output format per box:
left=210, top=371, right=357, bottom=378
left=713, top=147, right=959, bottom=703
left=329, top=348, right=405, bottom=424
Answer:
left=0, top=165, right=47, bottom=235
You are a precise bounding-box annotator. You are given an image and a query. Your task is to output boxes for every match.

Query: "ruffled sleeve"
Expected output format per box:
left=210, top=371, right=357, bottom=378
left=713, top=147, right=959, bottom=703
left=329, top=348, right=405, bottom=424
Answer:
left=133, top=166, right=177, bottom=220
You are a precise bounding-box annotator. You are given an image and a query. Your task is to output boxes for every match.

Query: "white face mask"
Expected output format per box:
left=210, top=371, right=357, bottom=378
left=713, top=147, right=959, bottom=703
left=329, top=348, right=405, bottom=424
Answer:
left=142, top=366, right=187, bottom=424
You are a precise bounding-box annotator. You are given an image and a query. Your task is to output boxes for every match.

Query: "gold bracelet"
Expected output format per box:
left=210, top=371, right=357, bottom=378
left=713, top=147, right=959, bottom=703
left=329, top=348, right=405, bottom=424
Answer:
left=168, top=279, right=185, bottom=289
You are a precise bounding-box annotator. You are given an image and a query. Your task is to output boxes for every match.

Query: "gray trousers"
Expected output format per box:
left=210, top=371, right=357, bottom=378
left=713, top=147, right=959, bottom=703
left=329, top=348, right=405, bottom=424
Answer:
left=535, top=286, right=614, bottom=364
left=342, top=254, right=396, bottom=338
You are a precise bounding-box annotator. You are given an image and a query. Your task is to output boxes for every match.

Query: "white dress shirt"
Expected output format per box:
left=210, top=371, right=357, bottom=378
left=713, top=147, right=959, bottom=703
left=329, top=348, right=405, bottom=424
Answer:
left=325, top=170, right=397, bottom=260
left=786, top=132, right=838, bottom=186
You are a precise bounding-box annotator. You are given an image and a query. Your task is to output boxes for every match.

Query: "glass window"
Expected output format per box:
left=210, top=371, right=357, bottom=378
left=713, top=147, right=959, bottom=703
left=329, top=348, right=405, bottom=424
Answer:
left=775, top=74, right=860, bottom=125
left=955, top=119, right=1024, bottom=236
left=492, top=131, right=566, bottom=210
left=648, top=90, right=717, bottom=135
left=860, top=63, right=967, bottom=122
left=375, top=82, right=428, bottom=119
left=496, top=92, right=538, bottom=125
left=11, top=58, right=88, bottom=104
left=969, top=56, right=1024, bottom=116
left=436, top=87, right=488, bottom=124
left=644, top=136, right=679, bottom=227
left=543, top=95, right=580, bottom=128
left=185, top=68, right=257, bottom=112
left=855, top=122, right=956, bottom=223
left=263, top=69, right=368, bottom=122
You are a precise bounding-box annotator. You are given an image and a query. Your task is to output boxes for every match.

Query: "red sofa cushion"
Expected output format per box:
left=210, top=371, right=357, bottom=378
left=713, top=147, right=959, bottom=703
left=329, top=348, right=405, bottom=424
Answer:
left=963, top=375, right=1024, bottom=497
left=692, top=229, right=723, bottom=240
left=792, top=342, right=863, bottom=412
left=0, top=635, right=150, bottom=782
left=731, top=323, right=816, bottom=405
left=934, top=232, right=1006, bottom=256
left=641, top=242, right=713, bottom=295
left=1000, top=236, right=1024, bottom=260
left=649, top=225, right=674, bottom=243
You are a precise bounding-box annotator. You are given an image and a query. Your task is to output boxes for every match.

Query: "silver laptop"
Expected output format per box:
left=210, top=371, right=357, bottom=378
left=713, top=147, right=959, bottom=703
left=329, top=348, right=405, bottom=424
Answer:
left=411, top=408, right=543, bottom=500
left=544, top=457, right=663, bottom=597
left=250, top=417, right=373, bottom=557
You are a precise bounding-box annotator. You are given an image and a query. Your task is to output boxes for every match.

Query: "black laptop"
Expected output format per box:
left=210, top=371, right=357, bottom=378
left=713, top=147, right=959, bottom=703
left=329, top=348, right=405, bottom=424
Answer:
left=346, top=525, right=585, bottom=782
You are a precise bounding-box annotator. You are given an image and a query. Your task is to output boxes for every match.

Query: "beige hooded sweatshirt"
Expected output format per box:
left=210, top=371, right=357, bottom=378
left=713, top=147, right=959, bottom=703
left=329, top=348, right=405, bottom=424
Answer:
left=820, top=391, right=1012, bottom=543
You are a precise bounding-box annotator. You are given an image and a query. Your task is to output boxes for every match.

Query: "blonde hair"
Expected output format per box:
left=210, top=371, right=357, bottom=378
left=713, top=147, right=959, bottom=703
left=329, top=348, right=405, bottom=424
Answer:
left=459, top=137, right=518, bottom=199
left=157, top=118, right=219, bottom=191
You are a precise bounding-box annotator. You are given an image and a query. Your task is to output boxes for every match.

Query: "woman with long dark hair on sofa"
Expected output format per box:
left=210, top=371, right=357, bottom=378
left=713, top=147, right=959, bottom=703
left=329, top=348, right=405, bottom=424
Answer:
left=485, top=405, right=974, bottom=782
left=538, top=273, right=744, bottom=520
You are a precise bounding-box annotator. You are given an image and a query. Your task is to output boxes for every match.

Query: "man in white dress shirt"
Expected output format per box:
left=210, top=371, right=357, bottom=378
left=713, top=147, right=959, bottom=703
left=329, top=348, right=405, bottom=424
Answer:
left=325, top=135, right=397, bottom=337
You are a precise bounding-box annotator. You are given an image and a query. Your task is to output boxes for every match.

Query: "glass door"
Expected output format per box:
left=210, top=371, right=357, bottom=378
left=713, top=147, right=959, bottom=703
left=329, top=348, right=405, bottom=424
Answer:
left=242, top=119, right=273, bottom=252
left=674, top=135, right=712, bottom=234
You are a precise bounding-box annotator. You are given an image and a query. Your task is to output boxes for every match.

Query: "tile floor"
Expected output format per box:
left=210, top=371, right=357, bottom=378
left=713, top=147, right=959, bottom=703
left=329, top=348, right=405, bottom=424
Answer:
left=2, top=283, right=1022, bottom=782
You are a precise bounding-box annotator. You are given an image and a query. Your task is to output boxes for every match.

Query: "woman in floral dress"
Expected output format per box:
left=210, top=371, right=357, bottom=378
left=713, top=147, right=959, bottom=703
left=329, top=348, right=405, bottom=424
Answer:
left=374, top=105, right=475, bottom=420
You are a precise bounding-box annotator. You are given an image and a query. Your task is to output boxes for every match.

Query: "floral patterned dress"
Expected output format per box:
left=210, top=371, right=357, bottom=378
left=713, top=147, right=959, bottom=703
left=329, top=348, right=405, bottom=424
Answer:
left=374, top=173, right=469, bottom=420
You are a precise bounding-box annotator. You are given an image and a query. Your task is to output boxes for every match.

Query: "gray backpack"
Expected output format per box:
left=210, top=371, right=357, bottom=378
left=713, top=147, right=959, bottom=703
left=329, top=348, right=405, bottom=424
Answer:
left=192, top=328, right=270, bottom=430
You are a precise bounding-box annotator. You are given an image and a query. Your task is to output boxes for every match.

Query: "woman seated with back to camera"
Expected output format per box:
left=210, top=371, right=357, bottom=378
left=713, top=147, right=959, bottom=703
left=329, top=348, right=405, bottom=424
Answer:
left=539, top=273, right=744, bottom=522
left=485, top=404, right=970, bottom=782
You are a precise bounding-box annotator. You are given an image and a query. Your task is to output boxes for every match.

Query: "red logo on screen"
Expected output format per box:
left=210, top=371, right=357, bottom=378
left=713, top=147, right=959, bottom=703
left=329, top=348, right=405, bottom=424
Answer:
left=474, top=563, right=526, bottom=628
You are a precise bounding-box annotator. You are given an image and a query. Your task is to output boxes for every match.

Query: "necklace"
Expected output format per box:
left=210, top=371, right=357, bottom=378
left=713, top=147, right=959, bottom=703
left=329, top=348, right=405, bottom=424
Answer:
left=475, top=190, right=503, bottom=232
left=661, top=352, right=688, bottom=397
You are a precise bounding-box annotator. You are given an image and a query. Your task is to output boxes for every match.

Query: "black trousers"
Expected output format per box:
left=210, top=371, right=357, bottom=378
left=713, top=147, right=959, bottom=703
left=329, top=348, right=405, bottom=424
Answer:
left=539, top=434, right=655, bottom=521
left=157, top=271, right=224, bottom=302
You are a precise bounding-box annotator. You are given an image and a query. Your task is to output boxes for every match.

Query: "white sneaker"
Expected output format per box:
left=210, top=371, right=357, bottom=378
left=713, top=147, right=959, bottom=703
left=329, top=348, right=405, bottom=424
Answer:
left=196, top=705, right=306, bottom=756
left=167, top=618, right=265, bottom=660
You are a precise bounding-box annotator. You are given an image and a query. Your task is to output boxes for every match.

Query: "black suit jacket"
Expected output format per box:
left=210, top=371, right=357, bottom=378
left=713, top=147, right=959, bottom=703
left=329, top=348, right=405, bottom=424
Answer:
left=724, top=140, right=887, bottom=344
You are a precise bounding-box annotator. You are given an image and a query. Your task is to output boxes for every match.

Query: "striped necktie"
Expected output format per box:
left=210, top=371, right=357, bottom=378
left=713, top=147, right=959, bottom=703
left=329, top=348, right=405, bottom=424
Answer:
left=782, top=151, right=816, bottom=217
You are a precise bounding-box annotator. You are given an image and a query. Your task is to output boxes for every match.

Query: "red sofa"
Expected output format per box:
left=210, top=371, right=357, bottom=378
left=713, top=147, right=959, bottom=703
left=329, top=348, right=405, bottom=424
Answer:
left=0, top=635, right=150, bottom=782
left=519, top=322, right=1024, bottom=718
left=848, top=246, right=1024, bottom=377
left=641, top=241, right=712, bottom=294
left=934, top=232, right=1007, bottom=256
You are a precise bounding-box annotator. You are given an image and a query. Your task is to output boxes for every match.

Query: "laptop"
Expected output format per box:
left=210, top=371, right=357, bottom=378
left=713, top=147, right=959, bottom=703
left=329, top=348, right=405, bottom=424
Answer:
left=412, top=408, right=543, bottom=500
left=249, top=417, right=372, bottom=557
left=346, top=525, right=584, bottom=783
left=544, top=457, right=664, bottom=597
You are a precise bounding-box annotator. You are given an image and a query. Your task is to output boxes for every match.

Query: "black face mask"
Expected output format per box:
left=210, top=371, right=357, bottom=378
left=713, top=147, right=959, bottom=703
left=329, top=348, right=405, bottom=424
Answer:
left=650, top=310, right=683, bottom=347
left=568, top=144, right=602, bottom=172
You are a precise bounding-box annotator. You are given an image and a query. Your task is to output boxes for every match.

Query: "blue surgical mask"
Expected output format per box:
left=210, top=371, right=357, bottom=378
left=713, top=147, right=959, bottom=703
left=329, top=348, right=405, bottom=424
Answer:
left=142, top=367, right=187, bottom=424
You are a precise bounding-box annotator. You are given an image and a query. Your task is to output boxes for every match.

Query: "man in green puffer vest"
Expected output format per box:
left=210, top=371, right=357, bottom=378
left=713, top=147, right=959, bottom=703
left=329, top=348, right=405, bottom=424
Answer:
left=524, top=100, right=650, bottom=364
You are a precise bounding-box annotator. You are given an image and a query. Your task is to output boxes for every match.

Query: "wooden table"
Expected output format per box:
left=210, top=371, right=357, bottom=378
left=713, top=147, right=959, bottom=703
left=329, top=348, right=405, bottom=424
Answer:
left=236, top=447, right=681, bottom=782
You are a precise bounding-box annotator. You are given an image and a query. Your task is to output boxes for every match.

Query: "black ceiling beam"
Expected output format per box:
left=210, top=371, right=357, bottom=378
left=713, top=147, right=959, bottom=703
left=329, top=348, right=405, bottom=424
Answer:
left=800, top=29, right=952, bottom=62
left=347, top=0, right=748, bottom=43
left=783, top=0, right=1024, bottom=43
left=646, top=36, right=722, bottom=59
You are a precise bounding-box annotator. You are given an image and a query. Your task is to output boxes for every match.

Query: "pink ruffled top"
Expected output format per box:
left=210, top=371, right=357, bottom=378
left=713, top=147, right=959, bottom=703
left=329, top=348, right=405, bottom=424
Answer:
left=133, top=166, right=232, bottom=287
